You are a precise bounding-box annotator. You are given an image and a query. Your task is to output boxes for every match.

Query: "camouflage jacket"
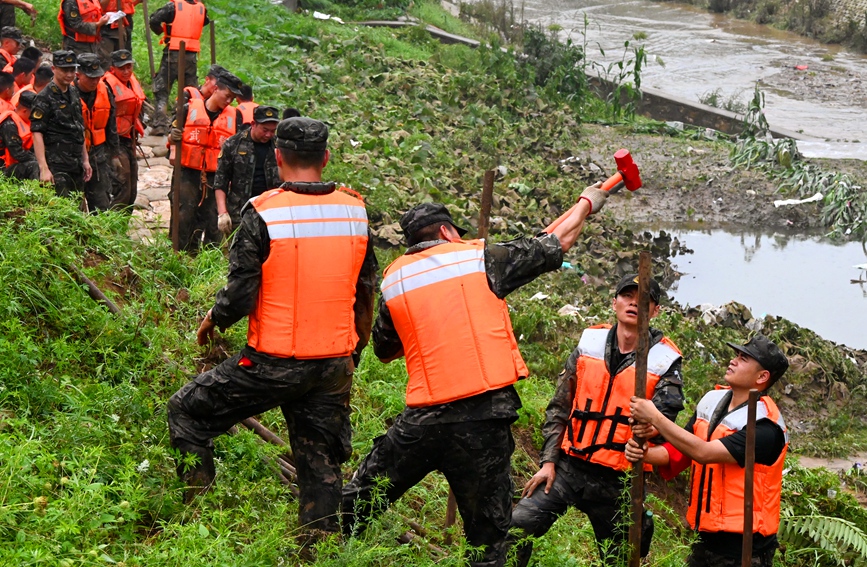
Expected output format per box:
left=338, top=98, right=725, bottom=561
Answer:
left=210, top=181, right=380, bottom=365
left=539, top=325, right=685, bottom=465
left=0, top=115, right=36, bottom=164
left=373, top=233, right=565, bottom=424
left=213, top=128, right=280, bottom=225
left=30, top=81, right=85, bottom=147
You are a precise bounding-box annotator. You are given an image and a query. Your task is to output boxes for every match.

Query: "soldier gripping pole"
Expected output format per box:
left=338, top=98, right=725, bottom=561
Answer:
left=628, top=250, right=652, bottom=567
left=141, top=0, right=156, bottom=79
left=170, top=41, right=186, bottom=252
left=742, top=389, right=760, bottom=567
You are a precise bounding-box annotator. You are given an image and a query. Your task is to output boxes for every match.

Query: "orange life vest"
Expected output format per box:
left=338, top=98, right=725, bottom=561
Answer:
left=560, top=324, right=682, bottom=472
left=163, top=0, right=205, bottom=53
left=184, top=85, right=203, bottom=100
left=381, top=240, right=529, bottom=407
left=0, top=99, right=13, bottom=114
left=103, top=71, right=144, bottom=138
left=246, top=187, right=370, bottom=359
left=10, top=84, right=33, bottom=108
left=686, top=387, right=787, bottom=537
left=180, top=98, right=236, bottom=172
left=237, top=101, right=258, bottom=125
left=58, top=0, right=103, bottom=43
left=106, top=0, right=136, bottom=19
left=0, top=110, right=32, bottom=166
left=81, top=81, right=112, bottom=150
left=0, top=50, right=14, bottom=69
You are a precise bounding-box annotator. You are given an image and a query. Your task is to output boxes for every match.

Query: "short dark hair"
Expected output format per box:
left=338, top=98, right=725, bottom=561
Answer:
left=0, top=71, right=14, bottom=91
left=238, top=84, right=252, bottom=102
left=12, top=56, right=35, bottom=76
left=21, top=46, right=42, bottom=62
left=34, top=65, right=53, bottom=87
left=282, top=107, right=301, bottom=120
left=277, top=147, right=326, bottom=169
left=407, top=222, right=448, bottom=246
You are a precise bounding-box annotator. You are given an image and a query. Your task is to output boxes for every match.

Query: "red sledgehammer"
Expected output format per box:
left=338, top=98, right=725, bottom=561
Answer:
left=544, top=149, right=642, bottom=233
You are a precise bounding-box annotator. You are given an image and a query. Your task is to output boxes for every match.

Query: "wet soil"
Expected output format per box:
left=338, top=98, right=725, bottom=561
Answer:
left=759, top=61, right=867, bottom=120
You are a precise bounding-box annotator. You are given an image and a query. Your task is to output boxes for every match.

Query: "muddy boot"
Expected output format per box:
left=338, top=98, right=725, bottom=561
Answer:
left=177, top=452, right=215, bottom=504
left=294, top=529, right=339, bottom=563
left=150, top=95, right=171, bottom=136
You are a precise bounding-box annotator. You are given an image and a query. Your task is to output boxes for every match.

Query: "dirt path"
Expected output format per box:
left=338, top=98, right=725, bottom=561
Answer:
left=129, top=135, right=172, bottom=243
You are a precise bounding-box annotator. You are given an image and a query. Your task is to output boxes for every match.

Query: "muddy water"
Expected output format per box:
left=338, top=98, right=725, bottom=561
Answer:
left=520, top=0, right=867, bottom=144
left=655, top=226, right=867, bottom=349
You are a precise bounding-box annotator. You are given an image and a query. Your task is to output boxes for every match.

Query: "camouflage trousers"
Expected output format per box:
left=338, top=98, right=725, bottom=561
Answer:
left=342, top=416, right=516, bottom=567
left=169, top=167, right=220, bottom=252
left=509, top=455, right=654, bottom=567
left=687, top=542, right=776, bottom=567
left=166, top=352, right=354, bottom=532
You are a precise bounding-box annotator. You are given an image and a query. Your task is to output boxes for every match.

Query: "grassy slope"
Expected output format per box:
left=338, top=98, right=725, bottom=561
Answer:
left=5, top=0, right=867, bottom=565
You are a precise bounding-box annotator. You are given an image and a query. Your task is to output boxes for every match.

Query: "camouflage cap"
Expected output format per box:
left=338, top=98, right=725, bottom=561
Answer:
left=615, top=273, right=661, bottom=304
left=1, top=26, right=22, bottom=42
left=206, top=63, right=228, bottom=79
left=216, top=70, right=243, bottom=96
left=110, top=49, right=134, bottom=67
left=727, top=334, right=789, bottom=383
left=17, top=89, right=35, bottom=109
left=399, top=202, right=468, bottom=242
left=52, top=50, right=78, bottom=68
left=253, top=105, right=280, bottom=124
left=76, top=53, right=104, bottom=78
left=275, top=117, right=328, bottom=151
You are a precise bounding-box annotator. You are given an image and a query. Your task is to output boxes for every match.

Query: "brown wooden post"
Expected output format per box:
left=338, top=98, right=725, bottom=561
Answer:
left=141, top=0, right=156, bottom=79
left=742, top=389, right=760, bottom=567
left=628, top=250, right=652, bottom=567
left=170, top=41, right=186, bottom=252
left=209, top=21, right=216, bottom=65
left=477, top=169, right=495, bottom=239
left=117, top=19, right=126, bottom=57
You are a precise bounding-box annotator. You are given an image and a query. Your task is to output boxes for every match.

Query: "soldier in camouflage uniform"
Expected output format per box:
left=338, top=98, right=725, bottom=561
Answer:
left=213, top=105, right=280, bottom=238
left=342, top=185, right=611, bottom=567
left=508, top=274, right=685, bottom=566
left=59, top=0, right=110, bottom=60
left=166, top=117, right=379, bottom=538
left=0, top=89, right=38, bottom=179
left=31, top=51, right=92, bottom=198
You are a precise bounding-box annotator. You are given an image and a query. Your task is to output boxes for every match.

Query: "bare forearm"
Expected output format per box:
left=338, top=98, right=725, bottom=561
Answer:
left=215, top=189, right=228, bottom=215
left=550, top=200, right=591, bottom=252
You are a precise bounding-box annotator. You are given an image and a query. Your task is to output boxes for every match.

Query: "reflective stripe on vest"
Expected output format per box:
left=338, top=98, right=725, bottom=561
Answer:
left=246, top=188, right=369, bottom=359
left=103, top=72, right=145, bottom=138
left=81, top=81, right=111, bottom=150
left=382, top=240, right=529, bottom=407
left=0, top=110, right=31, bottom=166
left=180, top=98, right=236, bottom=172
left=57, top=0, right=103, bottom=43
left=237, top=102, right=257, bottom=124
left=687, top=388, right=788, bottom=537
left=10, top=84, right=33, bottom=108
left=560, top=324, right=682, bottom=471
left=165, top=0, right=205, bottom=52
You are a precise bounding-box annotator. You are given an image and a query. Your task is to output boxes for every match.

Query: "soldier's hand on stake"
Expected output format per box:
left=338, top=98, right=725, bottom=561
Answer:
left=624, top=438, right=647, bottom=463
left=197, top=309, right=217, bottom=346
left=217, top=213, right=232, bottom=237
left=169, top=127, right=183, bottom=143
left=629, top=396, right=660, bottom=425
left=522, top=461, right=557, bottom=498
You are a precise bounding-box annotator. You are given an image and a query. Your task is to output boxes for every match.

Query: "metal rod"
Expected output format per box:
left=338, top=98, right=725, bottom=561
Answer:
left=742, top=389, right=760, bottom=567
left=141, top=0, right=156, bottom=79
left=628, top=250, right=652, bottom=567
left=209, top=21, right=216, bottom=65
left=477, top=169, right=495, bottom=239
left=170, top=41, right=186, bottom=252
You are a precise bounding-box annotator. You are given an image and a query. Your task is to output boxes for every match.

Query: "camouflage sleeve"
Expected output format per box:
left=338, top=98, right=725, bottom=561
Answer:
left=372, top=295, right=402, bottom=362
left=213, top=134, right=236, bottom=194
left=28, top=93, right=52, bottom=134
left=485, top=233, right=563, bottom=299
left=650, top=355, right=685, bottom=441
left=149, top=2, right=173, bottom=35
left=353, top=238, right=379, bottom=357
left=62, top=0, right=101, bottom=36
left=1, top=119, right=34, bottom=163
left=209, top=205, right=268, bottom=328
left=539, top=345, right=581, bottom=465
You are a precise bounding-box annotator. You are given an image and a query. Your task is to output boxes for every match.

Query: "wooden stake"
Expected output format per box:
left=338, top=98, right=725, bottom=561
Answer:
left=170, top=41, right=186, bottom=252
left=628, top=250, right=652, bottom=567
left=444, top=490, right=458, bottom=544
left=117, top=18, right=126, bottom=56
left=141, top=0, right=156, bottom=79
left=477, top=169, right=495, bottom=239
left=742, top=389, right=760, bottom=567
left=209, top=21, right=216, bottom=65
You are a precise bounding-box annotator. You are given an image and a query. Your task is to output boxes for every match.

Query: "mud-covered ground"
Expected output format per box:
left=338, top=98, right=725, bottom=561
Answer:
left=578, top=122, right=867, bottom=230
left=759, top=60, right=867, bottom=114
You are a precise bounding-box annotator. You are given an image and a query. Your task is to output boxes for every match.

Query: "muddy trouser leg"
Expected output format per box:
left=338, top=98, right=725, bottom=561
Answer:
left=124, top=18, right=134, bottom=52
left=62, top=37, right=100, bottom=56
left=170, top=167, right=205, bottom=252
left=440, top=419, right=515, bottom=567
left=183, top=51, right=199, bottom=89
left=280, top=359, right=353, bottom=533
left=342, top=416, right=440, bottom=537
left=5, top=161, right=40, bottom=180
left=98, top=36, right=118, bottom=70
left=166, top=354, right=351, bottom=493
left=110, top=138, right=137, bottom=210
left=151, top=50, right=175, bottom=131
left=197, top=171, right=221, bottom=246
left=0, top=4, right=14, bottom=27
left=84, top=150, right=113, bottom=213
left=687, top=543, right=776, bottom=567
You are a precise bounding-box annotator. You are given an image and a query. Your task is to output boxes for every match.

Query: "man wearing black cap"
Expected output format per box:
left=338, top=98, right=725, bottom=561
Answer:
left=166, top=117, right=378, bottom=548
left=0, top=88, right=36, bottom=179
left=627, top=334, right=788, bottom=567
left=103, top=49, right=144, bottom=210
left=508, top=273, right=683, bottom=566
left=168, top=71, right=242, bottom=250
left=32, top=50, right=92, bottom=198
left=0, top=26, right=21, bottom=69
left=149, top=0, right=208, bottom=134
left=179, top=63, right=225, bottom=106
left=76, top=52, right=119, bottom=212
left=59, top=0, right=110, bottom=58
left=342, top=185, right=611, bottom=566
left=213, top=104, right=280, bottom=237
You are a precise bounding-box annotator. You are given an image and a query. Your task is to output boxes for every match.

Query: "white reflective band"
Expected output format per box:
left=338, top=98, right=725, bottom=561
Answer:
left=259, top=204, right=368, bottom=224
left=647, top=343, right=681, bottom=377
left=267, top=220, right=368, bottom=240
left=382, top=249, right=485, bottom=302
left=577, top=328, right=608, bottom=359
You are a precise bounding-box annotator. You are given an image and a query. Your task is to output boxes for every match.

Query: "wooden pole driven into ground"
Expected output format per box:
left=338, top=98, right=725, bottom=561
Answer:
left=170, top=41, right=186, bottom=252
left=118, top=20, right=126, bottom=57
left=628, top=250, right=652, bottom=567
left=477, top=169, right=495, bottom=239
left=209, top=22, right=216, bottom=65
left=742, top=388, right=760, bottom=567
left=141, top=0, right=156, bottom=79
